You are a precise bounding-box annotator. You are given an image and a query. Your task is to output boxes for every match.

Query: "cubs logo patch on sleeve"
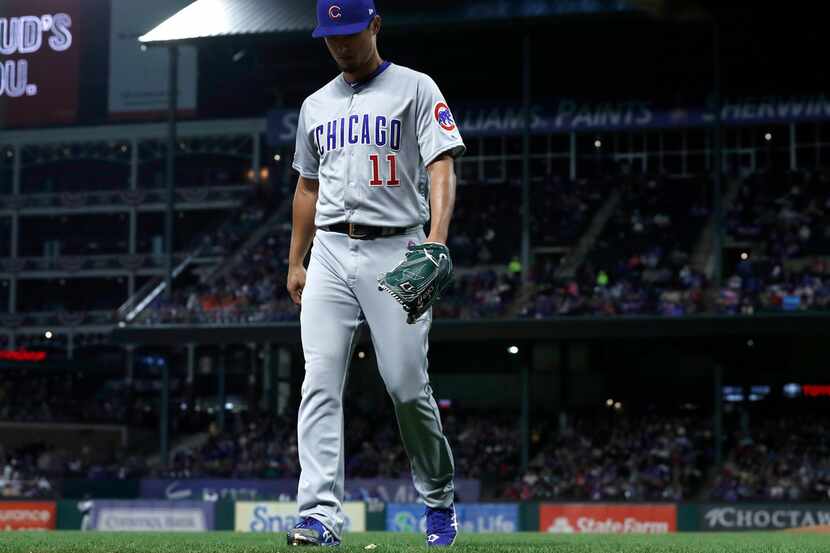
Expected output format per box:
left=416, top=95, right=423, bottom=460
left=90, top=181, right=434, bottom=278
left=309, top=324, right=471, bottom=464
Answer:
left=434, top=102, right=457, bottom=132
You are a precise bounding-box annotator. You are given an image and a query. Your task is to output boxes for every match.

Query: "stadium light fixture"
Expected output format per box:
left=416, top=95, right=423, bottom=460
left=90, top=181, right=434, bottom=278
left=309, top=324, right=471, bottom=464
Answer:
left=740, top=252, right=749, bottom=260
left=614, top=402, right=622, bottom=410
left=357, top=350, right=366, bottom=359
left=274, top=154, right=282, bottom=162
left=507, top=345, right=519, bottom=354
left=764, top=132, right=772, bottom=142
left=782, top=383, right=801, bottom=398
left=44, top=330, right=53, bottom=339
left=606, top=398, right=614, bottom=407
left=594, top=139, right=602, bottom=149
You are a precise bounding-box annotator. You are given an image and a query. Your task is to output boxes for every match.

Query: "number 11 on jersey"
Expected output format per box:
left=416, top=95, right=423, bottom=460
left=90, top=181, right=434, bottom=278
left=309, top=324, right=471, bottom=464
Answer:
left=369, top=154, right=400, bottom=187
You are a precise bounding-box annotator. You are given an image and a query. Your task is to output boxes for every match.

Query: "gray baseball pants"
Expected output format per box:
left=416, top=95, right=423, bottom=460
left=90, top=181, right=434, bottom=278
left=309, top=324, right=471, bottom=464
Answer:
left=296, top=227, right=455, bottom=539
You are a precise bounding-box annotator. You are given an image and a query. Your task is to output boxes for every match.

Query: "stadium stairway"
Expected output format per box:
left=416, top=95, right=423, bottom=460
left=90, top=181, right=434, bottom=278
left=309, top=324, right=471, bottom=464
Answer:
left=505, top=281, right=539, bottom=318
left=193, top=201, right=291, bottom=287
left=554, top=188, right=622, bottom=279
left=145, top=431, right=209, bottom=469
left=690, top=177, right=742, bottom=278
left=118, top=196, right=290, bottom=324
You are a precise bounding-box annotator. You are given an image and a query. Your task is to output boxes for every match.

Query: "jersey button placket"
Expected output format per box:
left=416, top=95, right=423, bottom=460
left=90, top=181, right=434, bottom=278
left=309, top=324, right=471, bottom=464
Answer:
left=346, top=88, right=359, bottom=288
left=346, top=94, right=358, bottom=218
left=343, top=93, right=355, bottom=221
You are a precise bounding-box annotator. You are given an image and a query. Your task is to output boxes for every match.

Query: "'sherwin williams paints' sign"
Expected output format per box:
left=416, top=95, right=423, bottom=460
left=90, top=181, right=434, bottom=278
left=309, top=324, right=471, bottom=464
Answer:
left=701, top=505, right=830, bottom=531
left=268, top=95, right=830, bottom=146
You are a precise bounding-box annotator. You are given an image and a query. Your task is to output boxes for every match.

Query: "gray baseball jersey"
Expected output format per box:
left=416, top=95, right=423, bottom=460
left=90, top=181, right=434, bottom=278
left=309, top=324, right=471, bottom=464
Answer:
left=292, top=62, right=462, bottom=540
left=292, top=62, right=466, bottom=228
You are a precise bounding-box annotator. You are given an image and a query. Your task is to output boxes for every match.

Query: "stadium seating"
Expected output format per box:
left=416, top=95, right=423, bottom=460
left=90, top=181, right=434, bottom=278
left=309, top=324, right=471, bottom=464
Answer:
left=524, top=175, right=711, bottom=317
left=710, top=413, right=830, bottom=501
left=531, top=175, right=608, bottom=248
left=502, top=413, right=710, bottom=501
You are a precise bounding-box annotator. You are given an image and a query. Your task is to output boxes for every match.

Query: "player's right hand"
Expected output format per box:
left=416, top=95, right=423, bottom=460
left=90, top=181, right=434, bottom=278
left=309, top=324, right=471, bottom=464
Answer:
left=287, top=265, right=307, bottom=305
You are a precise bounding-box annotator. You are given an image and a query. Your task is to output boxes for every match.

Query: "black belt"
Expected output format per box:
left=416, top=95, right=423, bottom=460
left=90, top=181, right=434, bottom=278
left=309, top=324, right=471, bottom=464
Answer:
left=321, top=223, right=412, bottom=240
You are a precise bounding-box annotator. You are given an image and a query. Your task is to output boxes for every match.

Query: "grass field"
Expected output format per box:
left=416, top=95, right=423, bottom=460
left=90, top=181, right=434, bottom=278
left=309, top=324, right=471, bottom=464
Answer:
left=2, top=532, right=830, bottom=553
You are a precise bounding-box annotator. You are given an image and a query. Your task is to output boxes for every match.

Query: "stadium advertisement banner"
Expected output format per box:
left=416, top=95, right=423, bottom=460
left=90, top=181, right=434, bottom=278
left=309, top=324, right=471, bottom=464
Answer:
left=0, top=501, right=56, bottom=531
left=268, top=94, right=830, bottom=145
left=141, top=478, right=481, bottom=503
left=386, top=503, right=519, bottom=533
left=0, top=0, right=81, bottom=127
left=108, top=0, right=197, bottom=117
left=88, top=500, right=214, bottom=532
left=234, top=502, right=366, bottom=533
left=140, top=479, right=296, bottom=502
left=346, top=478, right=481, bottom=504
left=540, top=504, right=677, bottom=534
left=700, top=505, right=830, bottom=532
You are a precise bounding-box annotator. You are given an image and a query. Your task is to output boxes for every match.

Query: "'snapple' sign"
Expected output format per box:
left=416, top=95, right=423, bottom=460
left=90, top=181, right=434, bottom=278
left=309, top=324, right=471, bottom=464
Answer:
left=0, top=14, right=73, bottom=98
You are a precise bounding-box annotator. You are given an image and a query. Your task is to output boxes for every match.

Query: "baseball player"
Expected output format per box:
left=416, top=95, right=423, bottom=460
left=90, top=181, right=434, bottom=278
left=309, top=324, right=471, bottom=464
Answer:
left=285, top=0, right=465, bottom=547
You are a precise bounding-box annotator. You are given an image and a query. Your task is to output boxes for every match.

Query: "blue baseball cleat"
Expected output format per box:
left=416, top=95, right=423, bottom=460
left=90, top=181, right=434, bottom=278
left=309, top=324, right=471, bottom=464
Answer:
left=425, top=505, right=458, bottom=546
left=287, top=517, right=340, bottom=547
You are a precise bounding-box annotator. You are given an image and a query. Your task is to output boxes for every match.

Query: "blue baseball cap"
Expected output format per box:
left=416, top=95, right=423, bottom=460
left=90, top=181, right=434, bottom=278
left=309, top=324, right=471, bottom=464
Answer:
left=312, top=0, right=378, bottom=38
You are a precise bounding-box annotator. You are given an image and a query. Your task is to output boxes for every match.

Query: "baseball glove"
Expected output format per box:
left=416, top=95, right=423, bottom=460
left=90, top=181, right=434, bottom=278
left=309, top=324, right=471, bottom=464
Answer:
left=378, top=242, right=454, bottom=324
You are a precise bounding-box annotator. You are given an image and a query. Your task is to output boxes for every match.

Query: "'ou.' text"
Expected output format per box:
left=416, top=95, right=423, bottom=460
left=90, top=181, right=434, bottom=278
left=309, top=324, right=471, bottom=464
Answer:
left=0, top=14, right=73, bottom=98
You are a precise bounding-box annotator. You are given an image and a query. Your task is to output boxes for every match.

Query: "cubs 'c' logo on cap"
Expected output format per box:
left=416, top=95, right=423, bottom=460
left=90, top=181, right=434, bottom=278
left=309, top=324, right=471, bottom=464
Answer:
left=328, top=5, right=342, bottom=20
left=434, top=102, right=456, bottom=132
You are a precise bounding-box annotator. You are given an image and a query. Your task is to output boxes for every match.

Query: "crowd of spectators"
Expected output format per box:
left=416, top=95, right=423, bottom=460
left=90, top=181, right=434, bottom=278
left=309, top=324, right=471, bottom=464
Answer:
left=144, top=222, right=297, bottom=325
left=717, top=256, right=830, bottom=314
left=433, top=270, right=520, bottom=319
left=523, top=264, right=709, bottom=318
left=524, top=175, right=711, bottom=317
left=5, top=396, right=830, bottom=503
left=502, top=413, right=710, bottom=501
left=159, top=414, right=300, bottom=480
left=728, top=169, right=830, bottom=260
left=194, top=189, right=276, bottom=258
left=0, top=377, right=132, bottom=425
left=531, top=175, right=608, bottom=248
left=144, top=188, right=524, bottom=324
left=448, top=182, right=520, bottom=266
left=157, top=405, right=522, bottom=484
left=719, top=169, right=830, bottom=314
left=1, top=440, right=147, bottom=495
left=709, top=414, right=830, bottom=501
left=1, top=443, right=56, bottom=498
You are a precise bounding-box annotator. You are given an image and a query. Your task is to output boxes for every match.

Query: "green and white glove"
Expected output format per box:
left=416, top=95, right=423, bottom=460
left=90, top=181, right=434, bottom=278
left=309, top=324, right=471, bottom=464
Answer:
left=378, top=242, right=454, bottom=324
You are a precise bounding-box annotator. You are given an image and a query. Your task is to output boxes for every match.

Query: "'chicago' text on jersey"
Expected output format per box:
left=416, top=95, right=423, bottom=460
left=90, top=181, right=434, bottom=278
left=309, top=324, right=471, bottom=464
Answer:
left=314, top=114, right=402, bottom=156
